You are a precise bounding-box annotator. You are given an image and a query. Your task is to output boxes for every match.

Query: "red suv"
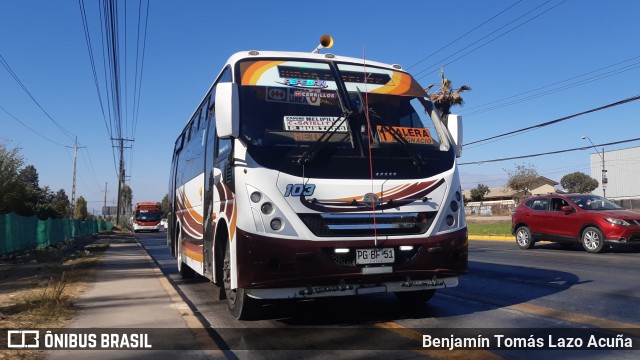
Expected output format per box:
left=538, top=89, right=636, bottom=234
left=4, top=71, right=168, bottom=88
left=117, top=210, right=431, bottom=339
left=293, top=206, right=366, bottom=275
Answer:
left=511, top=194, right=640, bottom=253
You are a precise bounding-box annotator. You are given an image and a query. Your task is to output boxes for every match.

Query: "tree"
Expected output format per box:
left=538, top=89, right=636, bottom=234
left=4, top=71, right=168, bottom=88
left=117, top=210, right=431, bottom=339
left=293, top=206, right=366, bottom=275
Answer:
left=160, top=194, right=170, bottom=217
left=470, top=184, right=490, bottom=202
left=18, top=164, right=41, bottom=216
left=506, top=163, right=539, bottom=194
left=120, top=184, right=133, bottom=212
left=560, top=172, right=599, bottom=193
left=1, top=141, right=70, bottom=219
left=18, top=165, right=40, bottom=190
left=74, top=196, right=88, bottom=220
left=0, top=141, right=26, bottom=214
left=50, top=189, right=71, bottom=218
left=428, top=69, right=471, bottom=126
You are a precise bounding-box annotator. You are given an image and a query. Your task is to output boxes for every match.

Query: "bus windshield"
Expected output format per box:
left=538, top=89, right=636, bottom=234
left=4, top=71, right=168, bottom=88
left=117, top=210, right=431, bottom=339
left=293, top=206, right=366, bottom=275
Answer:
left=135, top=209, right=162, bottom=222
left=237, top=59, right=455, bottom=179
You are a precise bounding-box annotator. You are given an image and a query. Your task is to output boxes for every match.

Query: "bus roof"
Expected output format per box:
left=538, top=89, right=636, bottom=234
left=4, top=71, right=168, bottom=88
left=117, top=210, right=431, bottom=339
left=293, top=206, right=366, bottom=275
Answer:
left=135, top=202, right=159, bottom=208
left=224, top=50, right=405, bottom=73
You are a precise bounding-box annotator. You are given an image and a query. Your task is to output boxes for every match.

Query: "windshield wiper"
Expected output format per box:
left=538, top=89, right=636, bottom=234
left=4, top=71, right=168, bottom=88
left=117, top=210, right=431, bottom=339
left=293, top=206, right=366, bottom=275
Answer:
left=296, top=110, right=353, bottom=165
left=356, top=88, right=425, bottom=168
left=369, top=110, right=426, bottom=168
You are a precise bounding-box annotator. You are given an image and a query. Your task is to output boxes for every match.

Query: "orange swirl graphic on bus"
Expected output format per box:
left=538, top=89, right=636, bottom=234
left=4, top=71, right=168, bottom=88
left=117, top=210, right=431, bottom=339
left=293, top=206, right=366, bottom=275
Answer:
left=241, top=60, right=285, bottom=85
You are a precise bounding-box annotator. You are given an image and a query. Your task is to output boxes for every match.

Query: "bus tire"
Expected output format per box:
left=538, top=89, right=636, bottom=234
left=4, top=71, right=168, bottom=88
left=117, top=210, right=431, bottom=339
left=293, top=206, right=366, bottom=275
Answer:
left=223, top=241, right=257, bottom=320
left=394, top=289, right=436, bottom=305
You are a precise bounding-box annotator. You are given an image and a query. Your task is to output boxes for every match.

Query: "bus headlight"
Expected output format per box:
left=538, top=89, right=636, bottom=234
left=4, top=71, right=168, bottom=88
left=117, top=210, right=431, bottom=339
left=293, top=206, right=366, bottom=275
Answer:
left=446, top=215, right=455, bottom=226
left=270, top=218, right=283, bottom=231
left=261, top=202, right=274, bottom=215
left=250, top=191, right=262, bottom=203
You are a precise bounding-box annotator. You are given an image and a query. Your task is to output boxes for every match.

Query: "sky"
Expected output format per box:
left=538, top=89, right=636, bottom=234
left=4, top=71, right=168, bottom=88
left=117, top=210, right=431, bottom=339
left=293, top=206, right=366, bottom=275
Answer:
left=1, top=0, right=639, bottom=215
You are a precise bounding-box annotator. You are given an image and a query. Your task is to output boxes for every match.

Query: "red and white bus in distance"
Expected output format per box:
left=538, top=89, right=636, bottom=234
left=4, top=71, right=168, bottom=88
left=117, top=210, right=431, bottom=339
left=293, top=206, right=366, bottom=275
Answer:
left=132, top=202, right=162, bottom=233
left=167, top=36, right=467, bottom=319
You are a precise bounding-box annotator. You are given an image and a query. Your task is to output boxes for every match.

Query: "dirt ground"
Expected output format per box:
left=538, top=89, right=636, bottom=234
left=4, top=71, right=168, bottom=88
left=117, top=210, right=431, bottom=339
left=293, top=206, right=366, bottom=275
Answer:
left=1, top=235, right=100, bottom=304
left=0, top=233, right=125, bottom=331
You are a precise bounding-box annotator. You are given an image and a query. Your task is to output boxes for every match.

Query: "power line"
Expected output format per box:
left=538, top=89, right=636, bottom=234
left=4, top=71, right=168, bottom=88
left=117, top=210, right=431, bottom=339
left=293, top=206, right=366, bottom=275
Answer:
left=464, top=94, right=640, bottom=147
left=0, top=104, right=68, bottom=147
left=131, top=0, right=150, bottom=139
left=461, top=55, right=640, bottom=114
left=462, top=62, right=640, bottom=116
left=414, top=0, right=566, bottom=80
left=0, top=52, right=77, bottom=142
left=459, top=137, right=640, bottom=166
left=406, top=0, right=523, bottom=71
left=79, top=0, right=111, bottom=138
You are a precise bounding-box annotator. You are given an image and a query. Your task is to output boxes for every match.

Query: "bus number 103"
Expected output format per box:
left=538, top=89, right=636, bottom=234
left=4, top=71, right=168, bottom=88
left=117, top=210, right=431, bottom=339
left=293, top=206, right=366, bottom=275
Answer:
left=284, top=184, right=316, bottom=197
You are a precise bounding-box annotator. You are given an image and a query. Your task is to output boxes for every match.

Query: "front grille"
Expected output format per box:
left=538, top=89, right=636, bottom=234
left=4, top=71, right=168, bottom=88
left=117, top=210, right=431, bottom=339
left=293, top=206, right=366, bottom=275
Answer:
left=299, top=212, right=436, bottom=237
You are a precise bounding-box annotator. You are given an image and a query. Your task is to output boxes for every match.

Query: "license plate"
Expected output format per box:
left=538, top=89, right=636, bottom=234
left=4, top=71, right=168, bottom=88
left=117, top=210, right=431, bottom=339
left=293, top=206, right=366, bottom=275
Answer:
left=356, top=248, right=395, bottom=265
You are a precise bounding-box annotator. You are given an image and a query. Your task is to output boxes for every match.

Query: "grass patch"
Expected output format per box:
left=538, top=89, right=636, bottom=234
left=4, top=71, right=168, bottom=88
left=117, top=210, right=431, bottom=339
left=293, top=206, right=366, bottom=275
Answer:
left=0, top=239, right=108, bottom=360
left=467, top=221, right=513, bottom=236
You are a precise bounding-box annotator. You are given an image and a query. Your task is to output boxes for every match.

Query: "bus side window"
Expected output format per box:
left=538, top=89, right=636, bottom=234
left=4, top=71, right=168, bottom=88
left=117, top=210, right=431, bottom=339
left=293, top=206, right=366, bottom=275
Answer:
left=218, top=137, right=231, bottom=157
left=175, top=132, right=185, bottom=154
left=194, top=109, right=202, bottom=132
left=199, top=101, right=208, bottom=130
left=187, top=121, right=193, bottom=142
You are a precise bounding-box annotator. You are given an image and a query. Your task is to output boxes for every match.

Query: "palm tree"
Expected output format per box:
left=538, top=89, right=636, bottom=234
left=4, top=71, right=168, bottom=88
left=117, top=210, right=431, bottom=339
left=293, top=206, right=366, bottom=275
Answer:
left=428, top=69, right=471, bottom=126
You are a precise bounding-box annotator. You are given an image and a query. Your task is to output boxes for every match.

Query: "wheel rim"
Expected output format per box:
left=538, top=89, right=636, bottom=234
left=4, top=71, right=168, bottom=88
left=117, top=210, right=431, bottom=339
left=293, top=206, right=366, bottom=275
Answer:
left=516, top=229, right=529, bottom=247
left=223, top=246, right=237, bottom=305
left=583, top=230, right=601, bottom=250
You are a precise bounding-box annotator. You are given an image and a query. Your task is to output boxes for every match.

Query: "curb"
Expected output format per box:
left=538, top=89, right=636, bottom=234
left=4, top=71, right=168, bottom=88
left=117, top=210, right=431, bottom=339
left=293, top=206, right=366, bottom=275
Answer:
left=469, top=235, right=514, bottom=242
left=133, top=236, right=225, bottom=357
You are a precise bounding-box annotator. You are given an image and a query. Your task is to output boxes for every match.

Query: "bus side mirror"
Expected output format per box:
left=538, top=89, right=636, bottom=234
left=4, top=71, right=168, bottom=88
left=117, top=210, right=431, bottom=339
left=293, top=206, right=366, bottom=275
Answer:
left=447, top=114, right=463, bottom=157
left=215, top=82, right=239, bottom=139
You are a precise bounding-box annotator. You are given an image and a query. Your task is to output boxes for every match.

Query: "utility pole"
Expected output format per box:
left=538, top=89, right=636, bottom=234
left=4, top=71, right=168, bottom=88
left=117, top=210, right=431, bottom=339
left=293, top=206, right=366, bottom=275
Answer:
left=601, top=148, right=608, bottom=198
left=68, top=137, right=86, bottom=219
left=103, top=182, right=108, bottom=219
left=112, top=138, right=134, bottom=225
left=582, top=136, right=607, bottom=198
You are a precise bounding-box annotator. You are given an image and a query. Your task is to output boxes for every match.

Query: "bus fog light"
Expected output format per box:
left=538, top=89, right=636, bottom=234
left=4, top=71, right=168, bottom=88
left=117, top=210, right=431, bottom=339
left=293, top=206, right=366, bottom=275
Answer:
left=399, top=245, right=414, bottom=251
left=446, top=215, right=455, bottom=226
left=261, top=202, right=274, bottom=214
left=250, top=191, right=262, bottom=203
left=450, top=200, right=459, bottom=212
left=270, top=218, right=283, bottom=230
left=334, top=248, right=349, bottom=253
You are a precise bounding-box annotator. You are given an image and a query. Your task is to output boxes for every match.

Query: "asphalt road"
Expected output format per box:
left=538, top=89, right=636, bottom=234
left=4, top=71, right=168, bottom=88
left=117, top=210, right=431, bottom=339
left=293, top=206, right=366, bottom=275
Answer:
left=136, top=231, right=640, bottom=359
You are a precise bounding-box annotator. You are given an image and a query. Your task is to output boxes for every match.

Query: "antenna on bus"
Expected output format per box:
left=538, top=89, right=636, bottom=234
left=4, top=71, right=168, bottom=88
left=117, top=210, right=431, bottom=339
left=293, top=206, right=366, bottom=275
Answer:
left=312, top=34, right=334, bottom=53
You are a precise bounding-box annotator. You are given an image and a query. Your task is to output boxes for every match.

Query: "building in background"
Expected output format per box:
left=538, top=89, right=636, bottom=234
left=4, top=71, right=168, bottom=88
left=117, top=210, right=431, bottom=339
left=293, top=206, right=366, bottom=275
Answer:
left=586, top=146, right=640, bottom=209
left=463, top=176, right=559, bottom=215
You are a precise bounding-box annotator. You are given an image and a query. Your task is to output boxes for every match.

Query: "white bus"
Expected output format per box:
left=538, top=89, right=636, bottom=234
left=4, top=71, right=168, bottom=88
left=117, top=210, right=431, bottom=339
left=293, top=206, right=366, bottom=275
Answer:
left=168, top=37, right=467, bottom=319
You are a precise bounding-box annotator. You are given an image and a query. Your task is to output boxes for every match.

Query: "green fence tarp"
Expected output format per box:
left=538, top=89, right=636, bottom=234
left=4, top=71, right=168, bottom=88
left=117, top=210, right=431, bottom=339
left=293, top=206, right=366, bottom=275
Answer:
left=0, top=212, right=113, bottom=256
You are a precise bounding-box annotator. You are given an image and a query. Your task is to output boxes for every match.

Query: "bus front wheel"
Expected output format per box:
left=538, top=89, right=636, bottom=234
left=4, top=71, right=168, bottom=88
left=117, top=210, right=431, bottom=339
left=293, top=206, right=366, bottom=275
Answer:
left=223, top=241, right=257, bottom=320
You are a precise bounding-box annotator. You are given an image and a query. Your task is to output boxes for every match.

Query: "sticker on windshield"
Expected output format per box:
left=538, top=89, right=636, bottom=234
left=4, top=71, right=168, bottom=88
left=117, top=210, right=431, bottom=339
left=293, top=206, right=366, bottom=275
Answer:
left=266, top=87, right=338, bottom=107
left=277, top=78, right=329, bottom=89
left=377, top=125, right=433, bottom=144
left=284, top=116, right=348, bottom=132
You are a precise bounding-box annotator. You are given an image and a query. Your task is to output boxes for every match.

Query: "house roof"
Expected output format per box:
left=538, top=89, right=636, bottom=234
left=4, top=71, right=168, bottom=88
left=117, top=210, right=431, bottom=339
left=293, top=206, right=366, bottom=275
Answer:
left=531, top=176, right=559, bottom=186
left=463, top=176, right=559, bottom=200
left=463, top=187, right=525, bottom=200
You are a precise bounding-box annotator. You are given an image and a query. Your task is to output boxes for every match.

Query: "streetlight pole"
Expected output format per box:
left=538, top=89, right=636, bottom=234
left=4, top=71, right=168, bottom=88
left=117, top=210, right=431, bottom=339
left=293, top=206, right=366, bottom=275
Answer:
left=582, top=136, right=607, bottom=198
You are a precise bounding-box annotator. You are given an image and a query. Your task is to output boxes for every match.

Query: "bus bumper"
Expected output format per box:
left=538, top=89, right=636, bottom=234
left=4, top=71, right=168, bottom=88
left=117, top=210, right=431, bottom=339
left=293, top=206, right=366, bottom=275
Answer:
left=235, top=227, right=468, bottom=299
